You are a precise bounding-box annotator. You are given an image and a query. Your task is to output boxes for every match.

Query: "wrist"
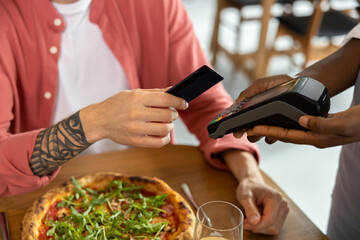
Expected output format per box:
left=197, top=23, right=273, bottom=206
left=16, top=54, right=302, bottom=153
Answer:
left=79, top=104, right=105, bottom=143
left=222, top=150, right=264, bottom=184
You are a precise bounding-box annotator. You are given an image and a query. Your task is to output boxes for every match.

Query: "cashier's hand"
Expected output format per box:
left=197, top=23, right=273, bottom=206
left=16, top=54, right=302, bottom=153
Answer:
left=223, top=150, right=289, bottom=235
left=246, top=105, right=360, bottom=148
left=80, top=88, right=188, bottom=148
left=233, top=74, right=292, bottom=140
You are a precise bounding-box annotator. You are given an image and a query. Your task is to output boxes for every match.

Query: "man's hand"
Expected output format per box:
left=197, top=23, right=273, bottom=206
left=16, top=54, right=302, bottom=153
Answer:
left=30, top=88, right=187, bottom=176
left=81, top=88, right=188, bottom=148
left=246, top=105, right=360, bottom=148
left=223, top=150, right=289, bottom=235
left=236, top=178, right=289, bottom=235
left=233, top=74, right=293, bottom=139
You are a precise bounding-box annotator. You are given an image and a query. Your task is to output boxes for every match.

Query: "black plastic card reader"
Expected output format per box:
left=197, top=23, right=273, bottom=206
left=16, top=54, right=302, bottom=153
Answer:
left=208, top=77, right=330, bottom=139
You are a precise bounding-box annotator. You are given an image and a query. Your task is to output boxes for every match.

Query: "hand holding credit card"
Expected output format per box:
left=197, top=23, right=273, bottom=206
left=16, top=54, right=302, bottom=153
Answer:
left=166, top=65, right=224, bottom=102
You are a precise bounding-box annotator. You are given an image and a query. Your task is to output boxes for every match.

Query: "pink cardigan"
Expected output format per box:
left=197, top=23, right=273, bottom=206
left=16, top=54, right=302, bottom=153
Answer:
left=0, top=0, right=259, bottom=196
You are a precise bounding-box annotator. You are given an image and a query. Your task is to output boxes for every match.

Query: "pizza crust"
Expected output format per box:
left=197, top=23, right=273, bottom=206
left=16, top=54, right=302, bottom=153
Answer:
left=21, top=172, right=195, bottom=240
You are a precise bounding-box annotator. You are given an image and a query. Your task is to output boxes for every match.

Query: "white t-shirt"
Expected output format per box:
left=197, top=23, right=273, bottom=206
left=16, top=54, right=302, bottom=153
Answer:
left=52, top=0, right=130, bottom=155
left=326, top=23, right=360, bottom=240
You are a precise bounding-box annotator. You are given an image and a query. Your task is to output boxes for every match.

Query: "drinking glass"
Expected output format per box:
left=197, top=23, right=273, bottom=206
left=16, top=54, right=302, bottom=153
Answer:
left=193, top=201, right=243, bottom=240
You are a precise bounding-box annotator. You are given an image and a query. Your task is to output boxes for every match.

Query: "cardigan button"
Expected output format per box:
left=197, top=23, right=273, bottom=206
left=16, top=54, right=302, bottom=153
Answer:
left=44, top=91, right=52, bottom=99
left=54, top=18, right=62, bottom=27
left=49, top=46, right=58, bottom=54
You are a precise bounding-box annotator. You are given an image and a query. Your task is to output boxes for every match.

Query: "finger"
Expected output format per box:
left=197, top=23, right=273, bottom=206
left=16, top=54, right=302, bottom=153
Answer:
left=273, top=200, right=289, bottom=232
left=261, top=200, right=289, bottom=235
left=260, top=195, right=283, bottom=225
left=130, top=134, right=171, bottom=148
left=236, top=82, right=267, bottom=102
left=233, top=130, right=246, bottom=138
left=252, top=125, right=345, bottom=148
left=236, top=88, right=261, bottom=104
left=244, top=194, right=283, bottom=234
left=264, top=137, right=277, bottom=144
left=140, top=88, right=169, bottom=92
left=236, top=75, right=292, bottom=104
left=249, top=125, right=307, bottom=144
left=246, top=202, right=288, bottom=235
left=300, top=115, right=352, bottom=136
left=129, top=122, right=175, bottom=137
left=145, top=92, right=189, bottom=110
left=142, top=86, right=174, bottom=92
left=239, top=197, right=261, bottom=225
left=137, top=108, right=179, bottom=122
left=247, top=135, right=263, bottom=143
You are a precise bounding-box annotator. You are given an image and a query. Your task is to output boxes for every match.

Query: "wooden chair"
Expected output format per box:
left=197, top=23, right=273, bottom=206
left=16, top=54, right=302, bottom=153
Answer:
left=264, top=0, right=358, bottom=73
left=210, top=0, right=294, bottom=80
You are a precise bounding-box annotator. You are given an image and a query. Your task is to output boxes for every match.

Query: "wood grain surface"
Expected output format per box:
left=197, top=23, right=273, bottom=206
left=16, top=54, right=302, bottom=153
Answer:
left=0, top=145, right=328, bottom=240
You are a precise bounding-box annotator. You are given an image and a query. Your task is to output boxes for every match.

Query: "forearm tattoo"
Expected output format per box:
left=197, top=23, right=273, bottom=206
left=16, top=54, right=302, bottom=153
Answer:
left=29, top=111, right=91, bottom=176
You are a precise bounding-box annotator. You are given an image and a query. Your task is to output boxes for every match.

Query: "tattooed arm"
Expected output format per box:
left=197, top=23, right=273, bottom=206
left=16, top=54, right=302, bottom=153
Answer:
left=27, top=89, right=188, bottom=177
left=29, top=112, right=91, bottom=177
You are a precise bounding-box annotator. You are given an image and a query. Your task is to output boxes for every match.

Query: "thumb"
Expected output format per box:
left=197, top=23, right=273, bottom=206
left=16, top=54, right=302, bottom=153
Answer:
left=299, top=115, right=325, bottom=132
left=241, top=198, right=261, bottom=225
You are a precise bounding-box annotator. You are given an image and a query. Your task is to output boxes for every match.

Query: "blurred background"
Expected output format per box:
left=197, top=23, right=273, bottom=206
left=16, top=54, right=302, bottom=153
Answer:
left=174, top=0, right=360, bottom=234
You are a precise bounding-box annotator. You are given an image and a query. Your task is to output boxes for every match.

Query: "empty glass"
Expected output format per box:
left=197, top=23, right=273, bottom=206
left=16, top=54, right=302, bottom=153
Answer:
left=193, top=201, right=243, bottom=240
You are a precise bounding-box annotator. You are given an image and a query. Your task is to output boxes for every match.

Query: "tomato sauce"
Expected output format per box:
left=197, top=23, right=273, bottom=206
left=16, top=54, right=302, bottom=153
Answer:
left=38, top=200, right=61, bottom=240
left=140, top=189, right=156, bottom=197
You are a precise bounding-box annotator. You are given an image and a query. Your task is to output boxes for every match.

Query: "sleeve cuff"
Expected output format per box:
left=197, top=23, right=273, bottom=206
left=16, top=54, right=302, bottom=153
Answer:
left=0, top=129, right=60, bottom=196
left=200, top=134, right=260, bottom=171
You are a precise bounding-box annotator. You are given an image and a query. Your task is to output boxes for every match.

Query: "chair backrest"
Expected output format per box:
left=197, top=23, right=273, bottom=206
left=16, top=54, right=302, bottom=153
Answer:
left=272, top=0, right=358, bottom=68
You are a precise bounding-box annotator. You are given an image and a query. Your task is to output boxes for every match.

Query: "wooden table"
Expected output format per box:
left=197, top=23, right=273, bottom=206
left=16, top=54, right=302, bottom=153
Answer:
left=0, top=145, right=328, bottom=240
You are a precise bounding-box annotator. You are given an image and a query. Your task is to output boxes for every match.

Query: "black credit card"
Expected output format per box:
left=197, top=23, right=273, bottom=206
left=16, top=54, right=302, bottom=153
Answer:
left=166, top=65, right=224, bottom=102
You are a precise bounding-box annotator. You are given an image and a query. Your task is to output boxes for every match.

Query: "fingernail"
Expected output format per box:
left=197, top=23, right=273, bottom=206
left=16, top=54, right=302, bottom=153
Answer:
left=249, top=215, right=260, bottom=224
left=172, top=111, right=179, bottom=120
left=299, top=116, right=308, bottom=127
left=162, top=134, right=171, bottom=145
left=184, top=101, right=189, bottom=109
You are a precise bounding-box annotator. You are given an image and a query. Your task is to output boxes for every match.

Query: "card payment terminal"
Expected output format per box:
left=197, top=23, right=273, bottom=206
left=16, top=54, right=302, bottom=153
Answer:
left=208, top=77, right=330, bottom=139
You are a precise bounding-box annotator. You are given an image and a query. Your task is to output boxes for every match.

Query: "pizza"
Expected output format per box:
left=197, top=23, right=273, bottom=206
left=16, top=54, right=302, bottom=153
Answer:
left=21, top=172, right=195, bottom=240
